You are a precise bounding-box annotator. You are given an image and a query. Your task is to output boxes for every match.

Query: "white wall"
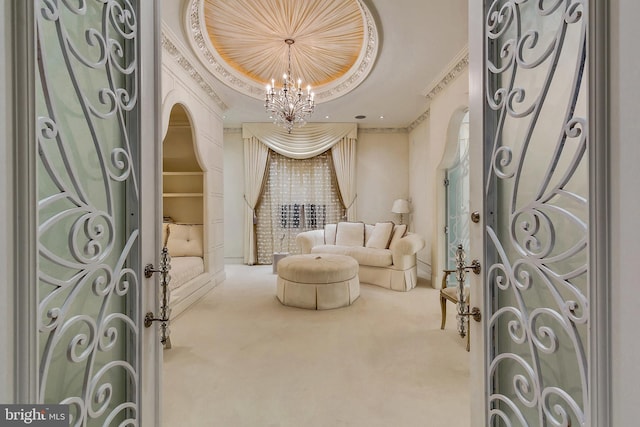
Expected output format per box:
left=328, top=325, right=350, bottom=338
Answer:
left=161, top=26, right=226, bottom=283
left=222, top=130, right=410, bottom=262
left=223, top=131, right=245, bottom=262
left=356, top=131, right=410, bottom=225
left=610, top=0, right=640, bottom=424
left=409, top=68, right=469, bottom=283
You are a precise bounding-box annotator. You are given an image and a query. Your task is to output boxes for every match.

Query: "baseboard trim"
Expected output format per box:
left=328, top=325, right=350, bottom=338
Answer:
left=213, top=269, right=226, bottom=285
left=417, top=258, right=431, bottom=279
left=224, top=257, right=244, bottom=265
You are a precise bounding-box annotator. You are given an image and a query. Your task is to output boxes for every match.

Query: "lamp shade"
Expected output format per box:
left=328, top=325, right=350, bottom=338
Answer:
left=391, top=199, right=410, bottom=214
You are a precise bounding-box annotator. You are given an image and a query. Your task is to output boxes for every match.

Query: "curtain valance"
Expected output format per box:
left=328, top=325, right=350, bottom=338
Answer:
left=242, top=123, right=357, bottom=159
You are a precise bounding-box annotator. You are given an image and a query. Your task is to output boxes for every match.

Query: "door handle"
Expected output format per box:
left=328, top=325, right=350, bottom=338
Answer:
left=455, top=244, right=482, bottom=339
left=144, top=247, right=172, bottom=348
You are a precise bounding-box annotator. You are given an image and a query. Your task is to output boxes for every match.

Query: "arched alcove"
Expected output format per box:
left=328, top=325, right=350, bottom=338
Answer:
left=161, top=102, right=212, bottom=318
left=163, top=103, right=204, bottom=224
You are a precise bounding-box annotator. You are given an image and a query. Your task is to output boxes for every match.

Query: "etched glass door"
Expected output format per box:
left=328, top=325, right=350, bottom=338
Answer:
left=445, top=111, right=470, bottom=286
left=34, top=1, right=159, bottom=425
left=478, top=0, right=596, bottom=425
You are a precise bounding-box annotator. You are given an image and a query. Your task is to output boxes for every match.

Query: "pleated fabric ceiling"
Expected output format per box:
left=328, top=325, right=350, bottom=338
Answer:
left=186, top=0, right=378, bottom=102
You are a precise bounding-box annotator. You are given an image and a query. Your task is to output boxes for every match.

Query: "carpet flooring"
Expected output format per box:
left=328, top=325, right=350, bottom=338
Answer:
left=163, top=265, right=470, bottom=427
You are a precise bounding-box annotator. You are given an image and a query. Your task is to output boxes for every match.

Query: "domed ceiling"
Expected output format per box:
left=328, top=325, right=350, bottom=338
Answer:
left=186, top=0, right=378, bottom=103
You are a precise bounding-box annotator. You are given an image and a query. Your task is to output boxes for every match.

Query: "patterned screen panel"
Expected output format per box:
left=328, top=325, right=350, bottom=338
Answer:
left=484, top=1, right=589, bottom=425
left=36, top=1, right=140, bottom=425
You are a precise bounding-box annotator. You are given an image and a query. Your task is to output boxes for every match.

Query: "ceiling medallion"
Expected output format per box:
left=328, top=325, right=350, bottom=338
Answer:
left=186, top=0, right=379, bottom=103
left=265, top=39, right=315, bottom=133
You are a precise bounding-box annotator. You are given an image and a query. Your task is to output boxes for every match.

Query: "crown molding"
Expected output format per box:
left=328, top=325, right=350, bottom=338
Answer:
left=223, top=128, right=242, bottom=134
left=421, top=46, right=469, bottom=101
left=161, top=26, right=228, bottom=111
left=407, top=109, right=431, bottom=133
left=358, top=127, right=409, bottom=134
left=406, top=46, right=468, bottom=132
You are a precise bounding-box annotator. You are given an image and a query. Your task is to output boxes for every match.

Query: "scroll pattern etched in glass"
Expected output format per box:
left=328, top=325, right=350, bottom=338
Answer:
left=36, top=1, right=140, bottom=425
left=485, top=0, right=588, bottom=425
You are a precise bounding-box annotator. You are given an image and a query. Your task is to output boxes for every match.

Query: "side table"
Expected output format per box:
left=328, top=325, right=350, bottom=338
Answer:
left=272, top=252, right=289, bottom=274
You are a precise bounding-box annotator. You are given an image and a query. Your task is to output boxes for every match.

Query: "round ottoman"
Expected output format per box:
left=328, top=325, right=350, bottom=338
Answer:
left=276, top=254, right=360, bottom=310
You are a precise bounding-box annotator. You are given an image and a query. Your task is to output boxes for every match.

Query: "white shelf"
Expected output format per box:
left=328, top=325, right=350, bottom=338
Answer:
left=163, top=171, right=203, bottom=176
left=163, top=193, right=203, bottom=198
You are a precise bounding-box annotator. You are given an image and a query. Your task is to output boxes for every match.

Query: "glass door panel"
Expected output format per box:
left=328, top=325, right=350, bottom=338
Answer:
left=484, top=1, right=589, bottom=425
left=36, top=1, right=140, bottom=424
left=446, top=112, right=470, bottom=286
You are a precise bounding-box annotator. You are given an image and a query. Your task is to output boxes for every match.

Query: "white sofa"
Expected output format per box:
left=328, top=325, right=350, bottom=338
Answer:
left=295, top=221, right=425, bottom=291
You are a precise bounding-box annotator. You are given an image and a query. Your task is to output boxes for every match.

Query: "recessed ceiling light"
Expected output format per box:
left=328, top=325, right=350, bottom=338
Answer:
left=379, top=115, right=384, bottom=119
left=355, top=115, right=366, bottom=119
left=325, top=115, right=330, bottom=119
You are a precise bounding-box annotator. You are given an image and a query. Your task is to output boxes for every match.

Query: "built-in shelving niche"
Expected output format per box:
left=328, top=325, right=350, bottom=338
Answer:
left=163, top=104, right=204, bottom=225
left=162, top=103, right=211, bottom=320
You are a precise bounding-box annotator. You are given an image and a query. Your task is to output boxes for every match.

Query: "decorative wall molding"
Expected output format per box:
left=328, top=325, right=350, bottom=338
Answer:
left=407, top=109, right=431, bottom=133
left=358, top=127, right=409, bottom=134
left=421, top=46, right=469, bottom=101
left=228, top=126, right=410, bottom=135
left=405, top=47, right=468, bottom=133
left=161, top=29, right=228, bottom=111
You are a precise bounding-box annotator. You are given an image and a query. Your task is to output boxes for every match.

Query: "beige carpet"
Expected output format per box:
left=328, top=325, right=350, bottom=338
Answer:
left=163, top=265, right=470, bottom=427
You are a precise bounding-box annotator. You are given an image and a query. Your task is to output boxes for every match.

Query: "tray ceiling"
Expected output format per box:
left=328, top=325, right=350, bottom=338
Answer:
left=189, top=0, right=378, bottom=102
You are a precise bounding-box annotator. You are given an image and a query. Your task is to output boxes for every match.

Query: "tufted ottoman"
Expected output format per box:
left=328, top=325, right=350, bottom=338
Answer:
left=276, top=254, right=360, bottom=310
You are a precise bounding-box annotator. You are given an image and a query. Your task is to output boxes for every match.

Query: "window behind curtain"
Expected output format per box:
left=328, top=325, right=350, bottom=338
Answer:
left=255, top=150, right=345, bottom=264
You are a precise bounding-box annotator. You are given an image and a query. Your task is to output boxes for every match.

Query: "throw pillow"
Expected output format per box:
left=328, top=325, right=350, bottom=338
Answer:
left=389, top=224, right=407, bottom=248
left=364, top=224, right=375, bottom=243
left=335, top=221, right=365, bottom=246
left=366, top=222, right=395, bottom=249
left=324, top=223, right=337, bottom=245
left=166, top=224, right=204, bottom=257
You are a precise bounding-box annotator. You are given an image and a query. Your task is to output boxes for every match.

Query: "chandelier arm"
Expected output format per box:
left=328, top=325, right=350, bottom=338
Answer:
left=265, top=38, right=315, bottom=133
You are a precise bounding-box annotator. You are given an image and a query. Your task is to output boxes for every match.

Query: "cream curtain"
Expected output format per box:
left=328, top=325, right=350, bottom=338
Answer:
left=243, top=137, right=269, bottom=264
left=242, top=123, right=357, bottom=159
left=331, top=137, right=357, bottom=221
left=242, top=123, right=358, bottom=264
left=255, top=151, right=344, bottom=264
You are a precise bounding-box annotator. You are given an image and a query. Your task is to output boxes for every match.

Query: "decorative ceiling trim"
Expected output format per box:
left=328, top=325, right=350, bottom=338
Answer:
left=407, top=109, right=431, bottom=133
left=421, top=46, right=469, bottom=101
left=223, top=128, right=242, bottom=134
left=358, top=127, right=409, bottom=134
left=406, top=46, right=468, bottom=133
left=161, top=30, right=228, bottom=111
left=185, top=0, right=379, bottom=103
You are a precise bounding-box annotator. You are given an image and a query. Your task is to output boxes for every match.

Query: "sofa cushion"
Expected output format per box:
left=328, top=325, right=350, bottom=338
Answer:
left=324, top=223, right=337, bottom=245
left=389, top=224, right=407, bottom=248
left=166, top=224, right=204, bottom=257
left=311, top=245, right=392, bottom=267
left=335, top=222, right=365, bottom=246
left=366, top=222, right=395, bottom=249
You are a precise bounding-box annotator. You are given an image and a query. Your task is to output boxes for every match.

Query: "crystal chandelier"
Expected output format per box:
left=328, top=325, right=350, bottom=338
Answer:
left=265, top=39, right=315, bottom=133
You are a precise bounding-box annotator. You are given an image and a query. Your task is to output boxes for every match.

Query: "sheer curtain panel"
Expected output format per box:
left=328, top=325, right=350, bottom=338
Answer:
left=255, top=151, right=344, bottom=264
